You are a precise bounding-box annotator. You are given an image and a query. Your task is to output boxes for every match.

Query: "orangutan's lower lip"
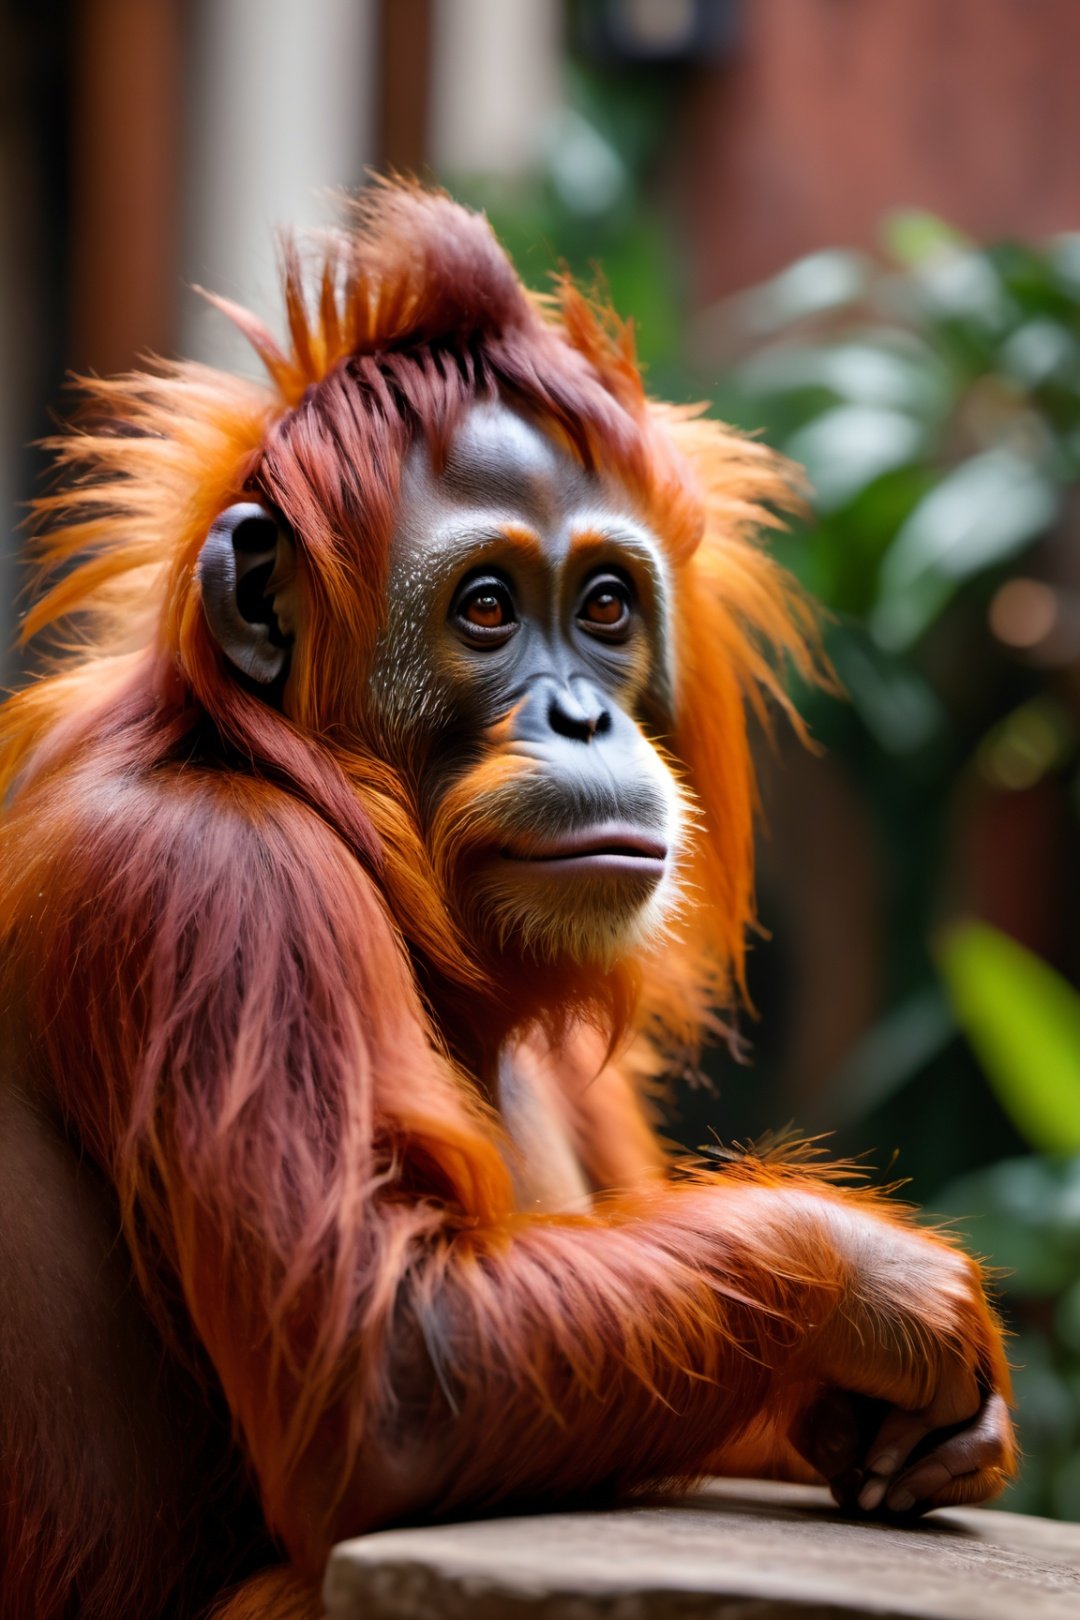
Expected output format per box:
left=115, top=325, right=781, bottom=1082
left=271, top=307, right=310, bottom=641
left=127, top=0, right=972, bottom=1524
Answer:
left=500, top=826, right=668, bottom=877
left=506, top=852, right=667, bottom=881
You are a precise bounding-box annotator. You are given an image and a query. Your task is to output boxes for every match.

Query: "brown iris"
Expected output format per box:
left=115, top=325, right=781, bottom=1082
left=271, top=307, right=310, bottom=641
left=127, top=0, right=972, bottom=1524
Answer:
left=578, top=574, right=632, bottom=639
left=584, top=590, right=623, bottom=625
left=465, top=590, right=507, bottom=628
left=453, top=576, right=518, bottom=645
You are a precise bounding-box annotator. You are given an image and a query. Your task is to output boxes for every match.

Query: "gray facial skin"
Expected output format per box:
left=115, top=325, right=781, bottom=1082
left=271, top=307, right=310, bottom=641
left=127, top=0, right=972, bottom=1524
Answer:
left=196, top=400, right=687, bottom=965
left=369, top=401, right=686, bottom=965
left=371, top=402, right=676, bottom=732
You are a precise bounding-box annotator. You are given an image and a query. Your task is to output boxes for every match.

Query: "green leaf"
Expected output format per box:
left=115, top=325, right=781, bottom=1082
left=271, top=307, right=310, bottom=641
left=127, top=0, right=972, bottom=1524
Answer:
left=544, top=107, right=626, bottom=216
left=785, top=405, right=927, bottom=513
left=937, top=922, right=1080, bottom=1153
left=910, top=247, right=1015, bottom=338
left=1050, top=232, right=1080, bottom=299
left=986, top=241, right=1073, bottom=319
left=740, top=337, right=952, bottom=422
left=883, top=210, right=971, bottom=268
left=999, top=318, right=1080, bottom=389
left=871, top=449, right=1059, bottom=648
left=733, top=248, right=871, bottom=338
left=817, top=983, right=955, bottom=1125
left=829, top=631, right=947, bottom=755
left=935, top=1156, right=1080, bottom=1293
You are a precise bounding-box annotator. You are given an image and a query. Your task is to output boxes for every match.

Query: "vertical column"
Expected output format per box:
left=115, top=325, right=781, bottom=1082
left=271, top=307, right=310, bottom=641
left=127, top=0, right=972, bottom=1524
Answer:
left=375, top=0, right=433, bottom=173
left=429, top=0, right=562, bottom=181
left=70, top=0, right=184, bottom=376
left=181, top=0, right=378, bottom=374
left=3, top=0, right=183, bottom=680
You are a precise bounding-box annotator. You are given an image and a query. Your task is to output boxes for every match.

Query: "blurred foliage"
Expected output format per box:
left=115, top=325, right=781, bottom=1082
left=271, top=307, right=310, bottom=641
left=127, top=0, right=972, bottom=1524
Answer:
left=724, top=213, right=1080, bottom=645
left=717, top=219, right=1080, bottom=1517
left=936, top=923, right=1080, bottom=1514
left=447, top=50, right=1080, bottom=1513
left=936, top=1149, right=1080, bottom=1518
left=452, top=60, right=694, bottom=401
left=939, top=922, right=1080, bottom=1156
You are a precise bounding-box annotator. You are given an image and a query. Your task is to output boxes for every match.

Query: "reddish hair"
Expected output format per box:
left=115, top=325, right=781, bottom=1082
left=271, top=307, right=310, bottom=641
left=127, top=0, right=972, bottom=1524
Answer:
left=0, top=186, right=1014, bottom=1617
left=0, top=181, right=829, bottom=1579
left=8, top=178, right=816, bottom=1052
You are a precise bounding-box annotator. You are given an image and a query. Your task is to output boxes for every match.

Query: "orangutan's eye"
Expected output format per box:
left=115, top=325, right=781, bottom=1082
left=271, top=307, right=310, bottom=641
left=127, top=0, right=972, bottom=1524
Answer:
left=577, top=574, right=633, bottom=641
left=453, top=575, right=518, bottom=646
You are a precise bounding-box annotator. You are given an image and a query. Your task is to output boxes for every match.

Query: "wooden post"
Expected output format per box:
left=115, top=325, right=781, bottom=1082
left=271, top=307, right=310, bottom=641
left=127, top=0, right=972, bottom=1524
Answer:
left=70, top=0, right=183, bottom=375
left=375, top=0, right=433, bottom=174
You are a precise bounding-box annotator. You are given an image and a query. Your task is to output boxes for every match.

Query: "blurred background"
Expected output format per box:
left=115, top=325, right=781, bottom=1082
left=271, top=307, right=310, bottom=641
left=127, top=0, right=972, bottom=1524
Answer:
left=4, top=0, right=1080, bottom=1516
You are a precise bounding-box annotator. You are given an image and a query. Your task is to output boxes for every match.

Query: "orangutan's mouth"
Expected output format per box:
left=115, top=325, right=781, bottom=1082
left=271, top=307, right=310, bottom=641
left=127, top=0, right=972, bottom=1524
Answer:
left=501, top=825, right=667, bottom=879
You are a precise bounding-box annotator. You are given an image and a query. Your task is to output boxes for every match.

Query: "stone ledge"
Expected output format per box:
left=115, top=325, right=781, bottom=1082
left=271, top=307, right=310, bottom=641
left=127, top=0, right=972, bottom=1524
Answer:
left=324, top=1479, right=1080, bottom=1620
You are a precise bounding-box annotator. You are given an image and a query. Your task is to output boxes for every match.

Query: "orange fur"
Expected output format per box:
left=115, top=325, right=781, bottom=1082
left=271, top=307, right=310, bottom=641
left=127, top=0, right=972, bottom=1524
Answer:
left=0, top=181, right=1013, bottom=1619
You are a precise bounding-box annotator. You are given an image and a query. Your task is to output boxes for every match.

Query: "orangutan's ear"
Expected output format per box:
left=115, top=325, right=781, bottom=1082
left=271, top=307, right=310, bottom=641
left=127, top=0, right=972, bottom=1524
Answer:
left=197, top=502, right=296, bottom=684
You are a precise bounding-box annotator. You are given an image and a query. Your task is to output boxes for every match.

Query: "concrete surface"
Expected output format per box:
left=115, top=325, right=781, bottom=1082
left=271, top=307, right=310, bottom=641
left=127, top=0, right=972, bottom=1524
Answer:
left=324, top=1478, right=1080, bottom=1620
